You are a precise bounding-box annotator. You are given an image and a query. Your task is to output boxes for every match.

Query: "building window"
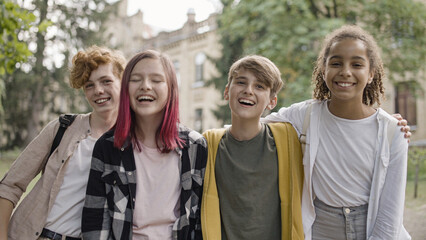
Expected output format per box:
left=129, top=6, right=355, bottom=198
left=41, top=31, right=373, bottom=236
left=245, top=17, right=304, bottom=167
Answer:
left=173, top=60, right=180, bottom=86
left=395, top=82, right=417, bottom=127
left=194, top=52, right=206, bottom=87
left=194, top=108, right=203, bottom=133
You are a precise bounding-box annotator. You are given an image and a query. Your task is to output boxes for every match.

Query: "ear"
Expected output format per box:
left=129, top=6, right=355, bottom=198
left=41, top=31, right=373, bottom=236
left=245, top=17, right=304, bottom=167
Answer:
left=266, top=96, right=277, bottom=110
left=224, top=86, right=229, bottom=100
left=368, top=71, right=374, bottom=84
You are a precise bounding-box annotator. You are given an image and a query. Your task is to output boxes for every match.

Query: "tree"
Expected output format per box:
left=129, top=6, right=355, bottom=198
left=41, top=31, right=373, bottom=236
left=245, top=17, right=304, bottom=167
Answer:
left=211, top=0, right=426, bottom=124
left=1, top=0, right=113, bottom=149
left=0, top=0, right=39, bottom=113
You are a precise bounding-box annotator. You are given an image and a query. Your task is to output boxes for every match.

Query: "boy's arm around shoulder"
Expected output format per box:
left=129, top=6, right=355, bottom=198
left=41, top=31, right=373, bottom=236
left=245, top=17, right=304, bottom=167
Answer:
left=0, top=118, right=60, bottom=206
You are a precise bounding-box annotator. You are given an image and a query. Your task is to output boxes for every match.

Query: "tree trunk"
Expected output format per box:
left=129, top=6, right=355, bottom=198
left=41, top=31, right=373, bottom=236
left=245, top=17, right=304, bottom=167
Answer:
left=24, top=0, right=48, bottom=145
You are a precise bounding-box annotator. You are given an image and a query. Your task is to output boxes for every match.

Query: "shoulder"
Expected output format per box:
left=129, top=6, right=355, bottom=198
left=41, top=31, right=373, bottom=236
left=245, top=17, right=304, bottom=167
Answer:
left=178, top=124, right=207, bottom=147
left=202, top=128, right=226, bottom=142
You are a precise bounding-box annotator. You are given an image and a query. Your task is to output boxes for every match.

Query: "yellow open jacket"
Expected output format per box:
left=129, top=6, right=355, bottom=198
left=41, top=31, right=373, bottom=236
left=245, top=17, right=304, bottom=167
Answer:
left=201, top=122, right=304, bottom=240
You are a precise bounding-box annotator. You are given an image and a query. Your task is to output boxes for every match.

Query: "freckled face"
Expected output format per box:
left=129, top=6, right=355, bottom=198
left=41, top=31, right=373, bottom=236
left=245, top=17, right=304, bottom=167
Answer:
left=324, top=38, right=374, bottom=104
left=83, top=63, right=121, bottom=115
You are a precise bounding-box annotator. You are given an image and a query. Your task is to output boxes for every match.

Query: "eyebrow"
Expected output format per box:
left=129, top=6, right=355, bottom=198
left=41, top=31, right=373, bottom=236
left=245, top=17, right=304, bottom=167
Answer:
left=87, top=75, right=112, bottom=83
left=130, top=73, right=165, bottom=78
left=329, top=55, right=367, bottom=61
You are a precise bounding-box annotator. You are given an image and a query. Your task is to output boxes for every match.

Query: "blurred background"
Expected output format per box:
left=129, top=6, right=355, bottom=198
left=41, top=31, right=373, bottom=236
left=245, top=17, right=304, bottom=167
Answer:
left=0, top=0, right=425, bottom=238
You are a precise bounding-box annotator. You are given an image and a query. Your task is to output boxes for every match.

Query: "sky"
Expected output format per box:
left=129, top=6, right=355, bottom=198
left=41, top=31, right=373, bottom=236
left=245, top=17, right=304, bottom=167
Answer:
left=127, top=0, right=222, bottom=31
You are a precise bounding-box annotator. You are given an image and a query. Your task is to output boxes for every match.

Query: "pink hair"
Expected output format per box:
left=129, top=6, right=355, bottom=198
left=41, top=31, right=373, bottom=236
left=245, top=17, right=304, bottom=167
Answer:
left=114, top=50, right=184, bottom=152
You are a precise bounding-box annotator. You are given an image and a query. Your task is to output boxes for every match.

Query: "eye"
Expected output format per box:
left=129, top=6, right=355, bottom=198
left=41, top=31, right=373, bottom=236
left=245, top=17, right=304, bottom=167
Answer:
left=152, top=78, right=164, bottom=83
left=352, top=63, right=364, bottom=68
left=256, top=84, right=265, bottom=89
left=103, top=79, right=112, bottom=84
left=330, top=62, right=341, bottom=67
left=84, top=83, right=94, bottom=89
left=236, top=80, right=245, bottom=85
left=129, top=78, right=140, bottom=82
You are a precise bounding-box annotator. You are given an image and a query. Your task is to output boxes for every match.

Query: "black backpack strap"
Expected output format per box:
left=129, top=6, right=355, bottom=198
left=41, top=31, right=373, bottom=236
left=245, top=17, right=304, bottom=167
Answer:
left=48, top=114, right=77, bottom=159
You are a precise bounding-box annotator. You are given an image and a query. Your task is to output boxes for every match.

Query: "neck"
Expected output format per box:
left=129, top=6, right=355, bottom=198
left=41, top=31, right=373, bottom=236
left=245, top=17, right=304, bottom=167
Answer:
left=90, top=110, right=117, bottom=139
left=328, top=100, right=375, bottom=120
left=134, top=115, right=163, bottom=148
left=229, top=116, right=262, bottom=141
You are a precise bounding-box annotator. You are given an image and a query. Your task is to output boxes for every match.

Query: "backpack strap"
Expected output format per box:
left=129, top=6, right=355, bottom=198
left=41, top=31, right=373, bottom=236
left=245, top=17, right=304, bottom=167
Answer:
left=48, top=114, right=77, bottom=159
left=299, top=103, right=313, bottom=154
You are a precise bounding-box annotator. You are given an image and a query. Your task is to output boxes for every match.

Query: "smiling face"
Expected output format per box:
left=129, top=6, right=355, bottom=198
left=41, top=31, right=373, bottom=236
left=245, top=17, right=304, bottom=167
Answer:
left=83, top=63, right=121, bottom=115
left=324, top=38, right=374, bottom=104
left=225, top=68, right=277, bottom=122
left=128, top=58, right=169, bottom=123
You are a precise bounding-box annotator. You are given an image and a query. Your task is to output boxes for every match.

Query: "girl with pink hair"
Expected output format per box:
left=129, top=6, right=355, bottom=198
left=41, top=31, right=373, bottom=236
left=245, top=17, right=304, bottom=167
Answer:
left=82, top=50, right=207, bottom=240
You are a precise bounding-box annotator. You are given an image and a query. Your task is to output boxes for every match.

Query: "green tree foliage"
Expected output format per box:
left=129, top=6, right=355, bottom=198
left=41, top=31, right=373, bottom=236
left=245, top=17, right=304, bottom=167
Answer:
left=1, top=0, right=113, bottom=149
left=211, top=0, right=426, bottom=125
left=0, top=0, right=39, bottom=113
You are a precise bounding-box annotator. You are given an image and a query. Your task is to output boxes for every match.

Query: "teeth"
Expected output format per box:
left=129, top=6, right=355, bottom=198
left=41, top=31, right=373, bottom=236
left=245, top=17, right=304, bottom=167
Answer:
left=95, top=98, right=109, bottom=104
left=337, top=82, right=353, bottom=87
left=239, top=99, right=255, bottom=105
left=137, top=96, right=154, bottom=101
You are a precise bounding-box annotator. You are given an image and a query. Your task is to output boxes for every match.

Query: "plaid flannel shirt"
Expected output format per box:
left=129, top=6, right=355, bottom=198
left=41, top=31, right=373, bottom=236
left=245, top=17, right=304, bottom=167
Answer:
left=82, top=124, right=207, bottom=240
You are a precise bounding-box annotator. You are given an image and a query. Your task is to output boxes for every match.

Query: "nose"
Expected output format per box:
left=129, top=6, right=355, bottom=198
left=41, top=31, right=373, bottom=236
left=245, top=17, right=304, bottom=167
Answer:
left=94, top=84, right=104, bottom=95
left=244, top=84, right=254, bottom=95
left=140, top=79, right=152, bottom=90
left=340, top=65, right=352, bottom=77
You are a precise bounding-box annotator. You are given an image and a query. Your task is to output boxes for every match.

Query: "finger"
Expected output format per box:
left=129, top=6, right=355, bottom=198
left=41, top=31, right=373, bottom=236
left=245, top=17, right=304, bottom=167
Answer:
left=398, top=119, right=408, bottom=126
left=393, top=113, right=402, bottom=120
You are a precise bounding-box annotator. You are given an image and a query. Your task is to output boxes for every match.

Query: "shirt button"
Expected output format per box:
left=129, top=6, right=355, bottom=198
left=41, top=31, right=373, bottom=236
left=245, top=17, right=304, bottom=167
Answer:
left=133, top=198, right=136, bottom=202
left=35, top=232, right=39, bottom=236
left=113, top=180, right=117, bottom=184
left=345, top=208, right=350, bottom=214
left=128, top=172, right=132, bottom=176
left=62, top=160, right=65, bottom=163
left=121, top=148, right=124, bottom=151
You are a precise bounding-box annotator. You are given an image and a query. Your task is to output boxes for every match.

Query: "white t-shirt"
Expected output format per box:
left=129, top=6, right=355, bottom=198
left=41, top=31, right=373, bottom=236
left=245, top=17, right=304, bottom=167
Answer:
left=45, top=135, right=96, bottom=237
left=313, top=104, right=378, bottom=207
left=132, top=143, right=181, bottom=240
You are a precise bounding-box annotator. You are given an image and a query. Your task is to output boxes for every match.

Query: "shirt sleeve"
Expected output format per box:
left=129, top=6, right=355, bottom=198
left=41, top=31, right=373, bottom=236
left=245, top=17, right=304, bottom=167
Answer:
left=370, top=125, right=409, bottom=239
left=82, top=139, right=111, bottom=240
left=0, top=119, right=58, bottom=206
left=261, top=99, right=312, bottom=136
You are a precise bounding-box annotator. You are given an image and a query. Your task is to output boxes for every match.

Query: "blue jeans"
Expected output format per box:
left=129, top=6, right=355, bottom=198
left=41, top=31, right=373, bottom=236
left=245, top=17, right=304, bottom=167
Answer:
left=312, top=198, right=368, bottom=240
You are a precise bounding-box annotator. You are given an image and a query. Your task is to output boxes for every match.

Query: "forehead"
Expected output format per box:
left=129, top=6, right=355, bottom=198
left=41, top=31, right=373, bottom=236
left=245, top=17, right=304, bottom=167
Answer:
left=132, top=58, right=165, bottom=75
left=328, top=38, right=368, bottom=58
left=88, top=63, right=116, bottom=82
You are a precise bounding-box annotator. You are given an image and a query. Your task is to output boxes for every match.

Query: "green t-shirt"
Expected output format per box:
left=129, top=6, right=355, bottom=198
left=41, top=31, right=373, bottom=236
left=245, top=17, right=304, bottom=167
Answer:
left=215, top=123, right=281, bottom=240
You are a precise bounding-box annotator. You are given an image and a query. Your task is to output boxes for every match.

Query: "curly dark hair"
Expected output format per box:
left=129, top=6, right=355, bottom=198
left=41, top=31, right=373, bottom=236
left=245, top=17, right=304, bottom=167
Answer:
left=312, top=25, right=385, bottom=106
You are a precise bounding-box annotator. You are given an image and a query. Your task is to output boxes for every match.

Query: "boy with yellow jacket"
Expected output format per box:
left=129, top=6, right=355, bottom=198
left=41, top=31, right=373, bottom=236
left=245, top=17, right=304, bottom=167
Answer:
left=201, top=55, right=304, bottom=240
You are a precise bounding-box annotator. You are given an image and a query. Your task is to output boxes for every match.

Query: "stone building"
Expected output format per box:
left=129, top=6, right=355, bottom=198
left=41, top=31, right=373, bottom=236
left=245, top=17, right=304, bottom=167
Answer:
left=107, top=0, right=425, bottom=141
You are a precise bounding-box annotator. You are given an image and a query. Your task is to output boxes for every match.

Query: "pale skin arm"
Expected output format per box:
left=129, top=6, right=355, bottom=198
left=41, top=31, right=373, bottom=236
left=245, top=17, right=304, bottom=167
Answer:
left=0, top=197, right=14, bottom=240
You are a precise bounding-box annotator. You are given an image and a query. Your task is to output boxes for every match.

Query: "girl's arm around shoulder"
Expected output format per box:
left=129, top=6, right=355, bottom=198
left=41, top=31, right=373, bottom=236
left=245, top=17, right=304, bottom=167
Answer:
left=81, top=129, right=116, bottom=239
left=262, top=99, right=319, bottom=134
left=371, top=112, right=409, bottom=239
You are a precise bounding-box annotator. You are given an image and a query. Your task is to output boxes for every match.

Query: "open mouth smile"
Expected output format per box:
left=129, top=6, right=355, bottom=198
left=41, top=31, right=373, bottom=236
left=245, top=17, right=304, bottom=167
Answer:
left=137, top=95, right=155, bottom=102
left=95, top=98, right=110, bottom=104
left=239, top=99, right=255, bottom=106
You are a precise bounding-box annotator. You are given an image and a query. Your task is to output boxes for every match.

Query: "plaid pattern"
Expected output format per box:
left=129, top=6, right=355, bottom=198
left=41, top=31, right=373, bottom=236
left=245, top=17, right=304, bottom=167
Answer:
left=82, top=124, right=207, bottom=240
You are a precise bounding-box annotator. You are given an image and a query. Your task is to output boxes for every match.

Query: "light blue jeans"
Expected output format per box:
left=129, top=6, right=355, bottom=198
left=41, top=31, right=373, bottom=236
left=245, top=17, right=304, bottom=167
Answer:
left=312, top=198, right=368, bottom=240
